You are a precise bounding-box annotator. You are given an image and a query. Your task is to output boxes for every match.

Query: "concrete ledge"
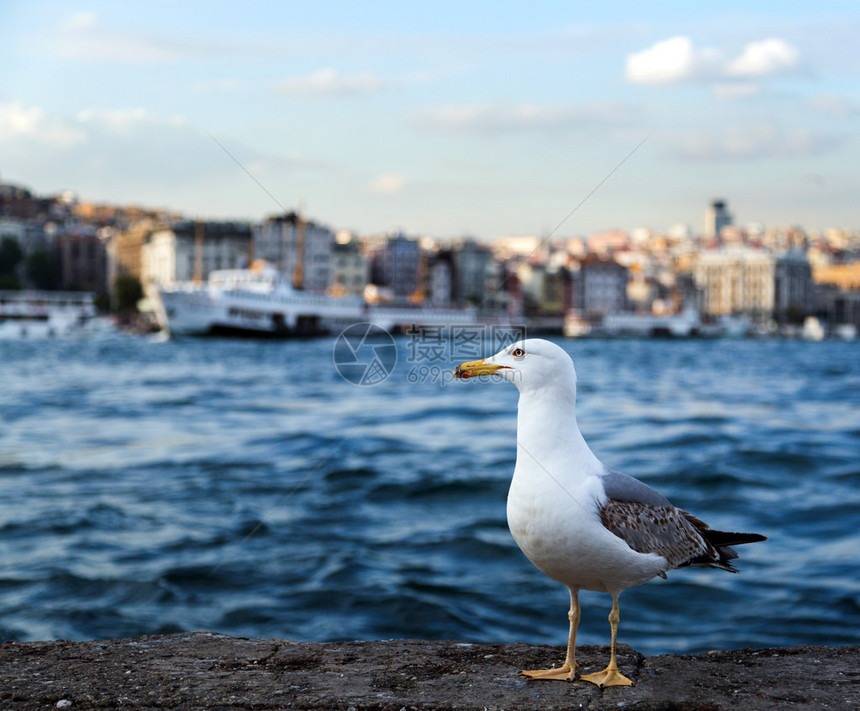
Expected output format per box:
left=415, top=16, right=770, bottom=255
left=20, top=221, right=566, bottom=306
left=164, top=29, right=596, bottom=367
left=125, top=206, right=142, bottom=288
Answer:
left=1, top=632, right=857, bottom=710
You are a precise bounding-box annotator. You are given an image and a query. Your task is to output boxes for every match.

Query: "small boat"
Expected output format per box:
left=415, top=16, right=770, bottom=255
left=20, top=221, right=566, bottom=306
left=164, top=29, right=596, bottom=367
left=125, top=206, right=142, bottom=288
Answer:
left=563, top=312, right=592, bottom=338
left=599, top=308, right=702, bottom=338
left=801, top=316, right=826, bottom=341
left=835, top=323, right=857, bottom=341
left=0, top=290, right=110, bottom=339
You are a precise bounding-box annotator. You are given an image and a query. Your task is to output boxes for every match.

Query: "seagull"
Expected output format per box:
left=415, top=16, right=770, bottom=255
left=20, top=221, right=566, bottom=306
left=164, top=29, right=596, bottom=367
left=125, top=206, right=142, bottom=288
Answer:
left=453, top=338, right=766, bottom=687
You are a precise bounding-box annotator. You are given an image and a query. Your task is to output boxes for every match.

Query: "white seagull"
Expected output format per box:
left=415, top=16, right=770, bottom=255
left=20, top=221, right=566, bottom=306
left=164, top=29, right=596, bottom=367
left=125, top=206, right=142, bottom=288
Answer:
left=453, top=338, right=766, bottom=687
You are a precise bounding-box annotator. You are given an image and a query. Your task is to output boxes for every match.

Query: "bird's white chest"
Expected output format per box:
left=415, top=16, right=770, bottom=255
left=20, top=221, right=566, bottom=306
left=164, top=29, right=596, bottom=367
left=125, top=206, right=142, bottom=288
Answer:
left=506, top=465, right=660, bottom=593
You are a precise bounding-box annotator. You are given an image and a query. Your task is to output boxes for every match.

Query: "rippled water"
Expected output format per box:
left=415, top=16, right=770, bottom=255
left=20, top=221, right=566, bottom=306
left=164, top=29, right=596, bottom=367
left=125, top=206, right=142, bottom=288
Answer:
left=1, top=335, right=858, bottom=655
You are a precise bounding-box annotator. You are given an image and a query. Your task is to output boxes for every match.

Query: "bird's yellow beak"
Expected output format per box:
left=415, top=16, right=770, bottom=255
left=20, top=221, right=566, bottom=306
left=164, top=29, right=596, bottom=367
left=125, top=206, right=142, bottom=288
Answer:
left=453, top=358, right=509, bottom=379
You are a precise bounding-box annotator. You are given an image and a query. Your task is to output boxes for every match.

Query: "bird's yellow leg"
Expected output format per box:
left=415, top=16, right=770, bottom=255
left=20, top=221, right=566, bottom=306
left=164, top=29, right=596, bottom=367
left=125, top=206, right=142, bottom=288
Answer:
left=580, top=594, right=633, bottom=688
left=522, top=588, right=580, bottom=681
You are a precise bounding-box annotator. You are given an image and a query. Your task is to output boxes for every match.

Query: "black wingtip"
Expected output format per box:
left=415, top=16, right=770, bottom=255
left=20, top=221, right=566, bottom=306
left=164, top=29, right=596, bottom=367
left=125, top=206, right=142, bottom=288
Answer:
left=686, top=525, right=767, bottom=573
left=699, top=528, right=767, bottom=548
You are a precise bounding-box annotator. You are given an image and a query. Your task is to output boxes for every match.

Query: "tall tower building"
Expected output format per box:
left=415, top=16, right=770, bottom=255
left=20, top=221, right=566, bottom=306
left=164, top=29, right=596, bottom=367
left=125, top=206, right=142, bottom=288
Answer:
left=704, top=199, right=733, bottom=239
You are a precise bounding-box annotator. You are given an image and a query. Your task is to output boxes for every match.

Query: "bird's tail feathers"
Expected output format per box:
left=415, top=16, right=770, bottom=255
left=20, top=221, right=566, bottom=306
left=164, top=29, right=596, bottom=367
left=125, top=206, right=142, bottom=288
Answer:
left=681, top=511, right=767, bottom=573
left=703, top=529, right=768, bottom=548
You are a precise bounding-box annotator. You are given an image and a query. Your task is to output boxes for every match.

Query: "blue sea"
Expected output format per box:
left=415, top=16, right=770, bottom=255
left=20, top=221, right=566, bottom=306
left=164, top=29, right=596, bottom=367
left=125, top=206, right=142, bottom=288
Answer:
left=1, top=334, right=858, bottom=655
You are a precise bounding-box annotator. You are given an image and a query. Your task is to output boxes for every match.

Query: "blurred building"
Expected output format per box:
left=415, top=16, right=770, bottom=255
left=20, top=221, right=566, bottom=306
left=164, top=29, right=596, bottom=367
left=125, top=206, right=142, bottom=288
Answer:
left=813, top=285, right=860, bottom=330
left=452, top=238, right=493, bottom=305
left=0, top=182, right=39, bottom=220
left=626, top=268, right=660, bottom=314
left=329, top=233, right=368, bottom=296
left=813, top=262, right=860, bottom=291
left=492, top=235, right=543, bottom=261
left=429, top=250, right=454, bottom=306
left=576, top=256, right=629, bottom=318
left=704, top=199, right=733, bottom=240
left=773, top=248, right=812, bottom=323
left=0, top=217, right=47, bottom=256
left=811, top=261, right=860, bottom=329
left=514, top=260, right=545, bottom=315
left=694, top=248, right=774, bottom=318
left=142, top=220, right=252, bottom=286
left=587, top=229, right=630, bottom=256
left=107, top=219, right=158, bottom=284
left=369, top=233, right=420, bottom=299
left=55, top=226, right=108, bottom=292
left=254, top=213, right=333, bottom=292
left=539, top=265, right=572, bottom=316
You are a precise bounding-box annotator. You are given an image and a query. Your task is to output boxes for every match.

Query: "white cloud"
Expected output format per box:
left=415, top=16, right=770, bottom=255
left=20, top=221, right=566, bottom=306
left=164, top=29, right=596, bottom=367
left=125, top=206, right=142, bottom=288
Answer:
left=626, top=36, right=801, bottom=87
left=59, top=27, right=181, bottom=64
left=0, top=103, right=233, bottom=207
left=674, top=124, right=844, bottom=162
left=0, top=102, right=85, bottom=147
left=56, top=11, right=247, bottom=64
left=63, top=11, right=97, bottom=33
left=368, top=173, right=408, bottom=195
left=274, top=68, right=384, bottom=95
left=76, top=108, right=186, bottom=132
left=726, top=38, right=800, bottom=78
left=416, top=102, right=628, bottom=132
left=625, top=36, right=721, bottom=85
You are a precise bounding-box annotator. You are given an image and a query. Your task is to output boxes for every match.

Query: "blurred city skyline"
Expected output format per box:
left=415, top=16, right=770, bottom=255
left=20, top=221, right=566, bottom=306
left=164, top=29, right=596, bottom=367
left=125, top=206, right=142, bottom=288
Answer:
left=2, top=1, right=858, bottom=239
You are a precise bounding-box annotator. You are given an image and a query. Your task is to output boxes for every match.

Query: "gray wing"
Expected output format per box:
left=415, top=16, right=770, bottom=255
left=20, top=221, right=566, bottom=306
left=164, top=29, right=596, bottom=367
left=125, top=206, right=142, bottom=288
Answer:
left=598, top=468, right=725, bottom=572
left=600, top=468, right=673, bottom=507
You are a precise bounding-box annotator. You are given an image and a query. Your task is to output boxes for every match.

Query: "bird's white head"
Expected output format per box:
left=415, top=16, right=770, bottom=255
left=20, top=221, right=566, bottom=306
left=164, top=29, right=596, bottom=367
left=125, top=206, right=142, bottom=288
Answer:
left=453, top=338, right=577, bottom=396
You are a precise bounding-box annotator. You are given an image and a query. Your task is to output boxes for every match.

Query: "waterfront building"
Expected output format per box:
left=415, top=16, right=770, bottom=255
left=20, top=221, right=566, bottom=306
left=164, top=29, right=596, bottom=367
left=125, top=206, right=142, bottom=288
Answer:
left=514, top=260, right=546, bottom=315
left=55, top=227, right=108, bottom=292
left=813, top=262, right=860, bottom=291
left=329, top=233, right=368, bottom=296
left=539, top=266, right=572, bottom=316
left=627, top=269, right=660, bottom=314
left=693, top=247, right=775, bottom=319
left=577, top=256, right=629, bottom=318
left=142, top=220, right=252, bottom=286
left=369, top=233, right=420, bottom=299
left=452, top=238, right=493, bottom=306
left=812, top=280, right=860, bottom=331
left=774, top=248, right=812, bottom=323
left=811, top=260, right=860, bottom=330
left=482, top=258, right=511, bottom=314
left=674, top=272, right=704, bottom=314
left=429, top=251, right=454, bottom=306
left=254, top=213, right=333, bottom=292
left=107, top=219, right=156, bottom=284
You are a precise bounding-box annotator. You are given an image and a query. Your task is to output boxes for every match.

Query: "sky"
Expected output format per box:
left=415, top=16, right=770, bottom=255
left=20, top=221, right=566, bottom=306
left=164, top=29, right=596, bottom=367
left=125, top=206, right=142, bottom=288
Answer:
left=1, top=1, right=858, bottom=240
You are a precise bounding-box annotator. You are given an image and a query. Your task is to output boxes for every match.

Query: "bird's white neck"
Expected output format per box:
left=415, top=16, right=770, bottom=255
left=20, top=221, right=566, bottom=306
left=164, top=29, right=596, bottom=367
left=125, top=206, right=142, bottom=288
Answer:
left=514, top=386, right=602, bottom=480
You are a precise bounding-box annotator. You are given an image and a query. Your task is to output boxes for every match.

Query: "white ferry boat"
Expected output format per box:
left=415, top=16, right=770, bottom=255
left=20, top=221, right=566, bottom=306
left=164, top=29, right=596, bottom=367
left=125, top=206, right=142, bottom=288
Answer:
left=592, top=309, right=751, bottom=339
left=152, top=261, right=480, bottom=337
left=600, top=308, right=703, bottom=338
left=0, top=290, right=109, bottom=339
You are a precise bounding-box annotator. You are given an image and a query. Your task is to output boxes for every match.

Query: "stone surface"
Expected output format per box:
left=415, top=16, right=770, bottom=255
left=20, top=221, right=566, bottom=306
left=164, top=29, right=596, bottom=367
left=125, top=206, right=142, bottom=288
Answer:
left=1, top=632, right=857, bottom=710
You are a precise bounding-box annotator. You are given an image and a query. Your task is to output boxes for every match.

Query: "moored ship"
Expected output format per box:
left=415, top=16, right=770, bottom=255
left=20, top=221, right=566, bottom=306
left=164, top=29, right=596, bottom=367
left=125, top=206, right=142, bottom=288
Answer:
left=0, top=290, right=111, bottom=339
left=152, top=261, right=482, bottom=337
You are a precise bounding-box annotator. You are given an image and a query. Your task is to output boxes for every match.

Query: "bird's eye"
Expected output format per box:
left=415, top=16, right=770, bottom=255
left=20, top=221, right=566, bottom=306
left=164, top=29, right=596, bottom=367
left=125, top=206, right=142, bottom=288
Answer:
left=512, top=347, right=525, bottom=358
